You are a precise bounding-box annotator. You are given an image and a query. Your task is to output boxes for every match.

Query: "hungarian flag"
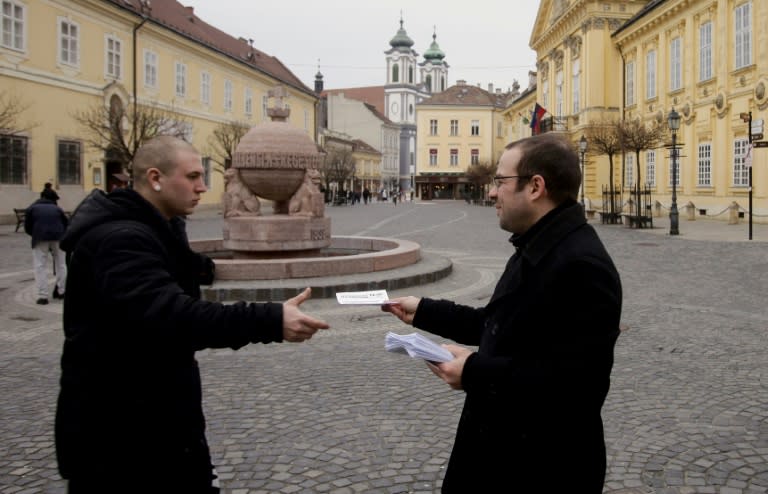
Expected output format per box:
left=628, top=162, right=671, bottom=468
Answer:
left=530, top=103, right=547, bottom=135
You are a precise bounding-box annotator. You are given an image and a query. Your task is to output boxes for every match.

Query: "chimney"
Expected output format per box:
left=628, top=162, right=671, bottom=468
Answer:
left=528, top=70, right=537, bottom=89
left=457, top=79, right=466, bottom=86
left=488, top=83, right=494, bottom=93
left=185, top=6, right=194, bottom=15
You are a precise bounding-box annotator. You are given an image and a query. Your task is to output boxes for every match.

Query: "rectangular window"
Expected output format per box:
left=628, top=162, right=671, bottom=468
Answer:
left=224, top=80, right=233, bottom=111
left=200, top=72, right=210, bottom=105
left=471, top=149, right=479, bottom=165
left=429, top=119, right=438, bottom=136
left=646, top=150, right=656, bottom=186
left=625, top=61, right=635, bottom=106
left=697, top=143, right=711, bottom=186
left=450, top=119, right=458, bottom=136
left=572, top=59, right=580, bottom=113
left=175, top=62, right=187, bottom=97
left=1, top=0, right=24, bottom=51
left=450, top=148, right=458, bottom=167
left=304, top=109, right=309, bottom=132
left=699, top=22, right=712, bottom=81
left=59, top=18, right=78, bottom=66
left=57, top=140, right=81, bottom=185
left=471, top=120, right=480, bottom=136
left=646, top=50, right=656, bottom=99
left=262, top=95, right=268, bottom=121
left=105, top=35, right=122, bottom=79
left=670, top=37, right=682, bottom=91
left=733, top=138, right=749, bottom=186
left=429, top=148, right=438, bottom=166
left=202, top=157, right=211, bottom=188
left=542, top=79, right=549, bottom=109
left=735, top=2, right=752, bottom=69
left=0, top=134, right=26, bottom=184
left=625, top=154, right=634, bottom=187
left=555, top=70, right=563, bottom=116
left=144, top=49, right=157, bottom=87
left=245, top=87, right=253, bottom=116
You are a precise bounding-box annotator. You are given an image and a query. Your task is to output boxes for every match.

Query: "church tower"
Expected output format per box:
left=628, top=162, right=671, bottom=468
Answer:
left=384, top=15, right=425, bottom=194
left=384, top=15, right=419, bottom=126
left=419, top=28, right=449, bottom=94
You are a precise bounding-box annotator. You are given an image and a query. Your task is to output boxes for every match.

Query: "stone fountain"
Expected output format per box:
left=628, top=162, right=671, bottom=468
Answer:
left=190, top=86, right=451, bottom=300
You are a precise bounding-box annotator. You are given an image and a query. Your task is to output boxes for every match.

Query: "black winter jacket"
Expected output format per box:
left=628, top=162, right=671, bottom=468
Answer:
left=24, top=198, right=68, bottom=247
left=413, top=201, right=622, bottom=493
left=55, top=189, right=284, bottom=481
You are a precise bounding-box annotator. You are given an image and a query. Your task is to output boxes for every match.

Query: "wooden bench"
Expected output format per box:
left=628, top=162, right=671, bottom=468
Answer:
left=13, top=208, right=25, bottom=232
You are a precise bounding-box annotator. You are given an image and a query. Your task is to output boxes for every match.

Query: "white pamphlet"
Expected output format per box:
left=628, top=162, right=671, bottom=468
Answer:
left=336, top=289, right=391, bottom=305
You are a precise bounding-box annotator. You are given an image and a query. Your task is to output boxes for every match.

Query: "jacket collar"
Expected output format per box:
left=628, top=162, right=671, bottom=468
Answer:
left=510, top=200, right=586, bottom=267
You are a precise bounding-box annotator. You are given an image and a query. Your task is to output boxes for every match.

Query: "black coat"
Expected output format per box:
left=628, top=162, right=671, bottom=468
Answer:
left=55, top=189, right=284, bottom=483
left=413, top=202, right=622, bottom=493
left=24, top=198, right=68, bottom=247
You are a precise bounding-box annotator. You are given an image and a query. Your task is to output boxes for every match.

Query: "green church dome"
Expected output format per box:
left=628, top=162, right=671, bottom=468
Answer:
left=389, top=19, right=415, bottom=48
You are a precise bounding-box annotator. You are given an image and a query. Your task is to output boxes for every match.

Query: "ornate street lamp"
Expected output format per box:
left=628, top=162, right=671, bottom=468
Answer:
left=668, top=107, right=681, bottom=235
left=579, top=135, right=587, bottom=207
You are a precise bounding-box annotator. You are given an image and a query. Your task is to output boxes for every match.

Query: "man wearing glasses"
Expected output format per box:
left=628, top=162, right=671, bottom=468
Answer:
left=383, top=133, right=622, bottom=492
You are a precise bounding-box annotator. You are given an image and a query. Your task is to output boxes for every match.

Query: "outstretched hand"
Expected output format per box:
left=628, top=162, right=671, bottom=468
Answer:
left=380, top=296, right=421, bottom=325
left=282, top=287, right=330, bottom=342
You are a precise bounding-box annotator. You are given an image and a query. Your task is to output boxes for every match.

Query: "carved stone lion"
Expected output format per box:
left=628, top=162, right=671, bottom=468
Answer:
left=223, top=168, right=261, bottom=218
left=288, top=168, right=324, bottom=217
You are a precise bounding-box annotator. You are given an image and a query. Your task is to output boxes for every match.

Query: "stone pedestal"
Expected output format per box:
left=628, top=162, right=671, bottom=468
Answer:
left=223, top=216, right=331, bottom=258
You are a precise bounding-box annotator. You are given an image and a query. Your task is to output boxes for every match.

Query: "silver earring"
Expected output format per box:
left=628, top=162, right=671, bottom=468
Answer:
left=154, top=185, right=161, bottom=192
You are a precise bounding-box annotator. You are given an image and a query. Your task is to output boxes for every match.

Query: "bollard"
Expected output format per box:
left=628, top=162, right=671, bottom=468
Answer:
left=728, top=201, right=740, bottom=224
left=654, top=200, right=662, bottom=218
left=685, top=201, right=696, bottom=221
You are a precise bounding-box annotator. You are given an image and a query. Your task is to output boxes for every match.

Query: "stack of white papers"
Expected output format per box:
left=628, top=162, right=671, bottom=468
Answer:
left=385, top=332, right=453, bottom=363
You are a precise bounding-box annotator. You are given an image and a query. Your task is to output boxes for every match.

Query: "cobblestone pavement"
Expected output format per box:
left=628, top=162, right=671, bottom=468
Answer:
left=0, top=201, right=766, bottom=493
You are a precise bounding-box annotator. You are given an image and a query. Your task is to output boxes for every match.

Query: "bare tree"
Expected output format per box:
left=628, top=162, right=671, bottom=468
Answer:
left=73, top=102, right=190, bottom=177
left=320, top=146, right=356, bottom=197
left=206, top=120, right=251, bottom=174
left=464, top=161, right=496, bottom=201
left=0, top=91, right=35, bottom=134
left=618, top=117, right=666, bottom=220
left=584, top=119, right=623, bottom=220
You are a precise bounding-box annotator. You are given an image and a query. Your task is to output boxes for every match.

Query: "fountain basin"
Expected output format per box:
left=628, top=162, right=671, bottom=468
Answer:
left=192, top=236, right=421, bottom=280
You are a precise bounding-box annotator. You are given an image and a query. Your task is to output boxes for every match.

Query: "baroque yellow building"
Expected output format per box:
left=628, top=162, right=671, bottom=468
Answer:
left=415, top=81, right=510, bottom=200
left=0, top=0, right=317, bottom=217
left=526, top=0, right=767, bottom=223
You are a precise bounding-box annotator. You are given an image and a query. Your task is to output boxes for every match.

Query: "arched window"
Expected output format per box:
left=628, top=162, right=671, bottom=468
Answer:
left=392, top=64, right=399, bottom=83
left=408, top=66, right=414, bottom=83
left=425, top=75, right=432, bottom=92
left=440, top=76, right=445, bottom=91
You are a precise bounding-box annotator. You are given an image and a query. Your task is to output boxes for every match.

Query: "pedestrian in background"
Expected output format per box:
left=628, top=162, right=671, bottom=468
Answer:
left=40, top=182, right=60, bottom=203
left=383, top=133, right=622, bottom=492
left=55, top=136, right=330, bottom=493
left=24, top=194, right=68, bottom=305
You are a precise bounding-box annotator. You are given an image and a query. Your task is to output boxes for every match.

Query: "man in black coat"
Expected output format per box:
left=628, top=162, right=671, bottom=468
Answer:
left=56, top=136, right=330, bottom=493
left=24, top=196, right=69, bottom=304
left=383, top=133, right=622, bottom=492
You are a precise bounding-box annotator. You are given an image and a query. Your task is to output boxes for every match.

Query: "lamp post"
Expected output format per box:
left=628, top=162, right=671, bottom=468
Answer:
left=668, top=107, right=681, bottom=235
left=579, top=135, right=587, bottom=207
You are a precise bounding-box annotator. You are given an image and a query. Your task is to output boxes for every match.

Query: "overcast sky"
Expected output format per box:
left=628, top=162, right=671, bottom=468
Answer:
left=188, top=0, right=539, bottom=93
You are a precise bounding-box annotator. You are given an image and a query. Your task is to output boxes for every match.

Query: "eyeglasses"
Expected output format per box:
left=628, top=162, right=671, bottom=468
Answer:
left=492, top=175, right=532, bottom=188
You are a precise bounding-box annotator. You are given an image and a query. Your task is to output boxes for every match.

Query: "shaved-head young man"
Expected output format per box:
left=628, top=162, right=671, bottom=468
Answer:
left=56, top=136, right=330, bottom=493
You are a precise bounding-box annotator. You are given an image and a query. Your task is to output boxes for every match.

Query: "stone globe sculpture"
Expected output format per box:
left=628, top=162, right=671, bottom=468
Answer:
left=222, top=85, right=330, bottom=258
